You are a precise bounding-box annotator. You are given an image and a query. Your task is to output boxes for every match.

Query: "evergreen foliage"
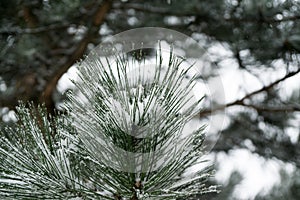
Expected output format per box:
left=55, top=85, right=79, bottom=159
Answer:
left=0, top=49, right=215, bottom=199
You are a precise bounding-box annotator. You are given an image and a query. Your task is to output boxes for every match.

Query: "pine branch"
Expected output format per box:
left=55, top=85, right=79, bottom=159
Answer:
left=1, top=46, right=215, bottom=199
left=0, top=104, right=85, bottom=199
left=64, top=46, right=215, bottom=199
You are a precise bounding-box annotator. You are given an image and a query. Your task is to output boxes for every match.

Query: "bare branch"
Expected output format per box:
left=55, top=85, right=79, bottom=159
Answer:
left=113, top=3, right=197, bottom=16
left=239, top=67, right=300, bottom=101
left=39, top=0, right=113, bottom=112
left=114, top=3, right=300, bottom=24
left=0, top=23, right=69, bottom=35
left=199, top=67, right=300, bottom=117
left=225, top=15, right=300, bottom=24
left=240, top=103, right=300, bottom=112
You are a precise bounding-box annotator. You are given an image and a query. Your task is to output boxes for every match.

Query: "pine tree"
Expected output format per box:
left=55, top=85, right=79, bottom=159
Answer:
left=0, top=46, right=216, bottom=199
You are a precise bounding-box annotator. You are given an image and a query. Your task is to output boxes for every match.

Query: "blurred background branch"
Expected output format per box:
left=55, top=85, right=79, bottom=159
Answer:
left=199, top=66, right=300, bottom=117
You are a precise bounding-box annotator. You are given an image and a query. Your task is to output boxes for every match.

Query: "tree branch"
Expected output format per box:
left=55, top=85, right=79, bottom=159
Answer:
left=225, top=15, right=300, bottom=24
left=240, top=103, right=300, bottom=112
left=39, top=0, right=113, bottom=112
left=199, top=67, right=300, bottom=117
left=0, top=23, right=69, bottom=35
left=113, top=3, right=197, bottom=16
left=114, top=3, right=300, bottom=24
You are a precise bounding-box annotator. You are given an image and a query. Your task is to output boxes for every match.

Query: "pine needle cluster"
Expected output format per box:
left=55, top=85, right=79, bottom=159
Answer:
left=0, top=47, right=216, bottom=199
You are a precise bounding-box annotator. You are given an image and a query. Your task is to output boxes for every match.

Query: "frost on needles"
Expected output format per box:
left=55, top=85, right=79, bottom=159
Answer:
left=0, top=47, right=217, bottom=199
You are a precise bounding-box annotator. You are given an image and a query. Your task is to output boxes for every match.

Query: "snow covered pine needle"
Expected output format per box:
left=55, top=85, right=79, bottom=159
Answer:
left=0, top=45, right=217, bottom=199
